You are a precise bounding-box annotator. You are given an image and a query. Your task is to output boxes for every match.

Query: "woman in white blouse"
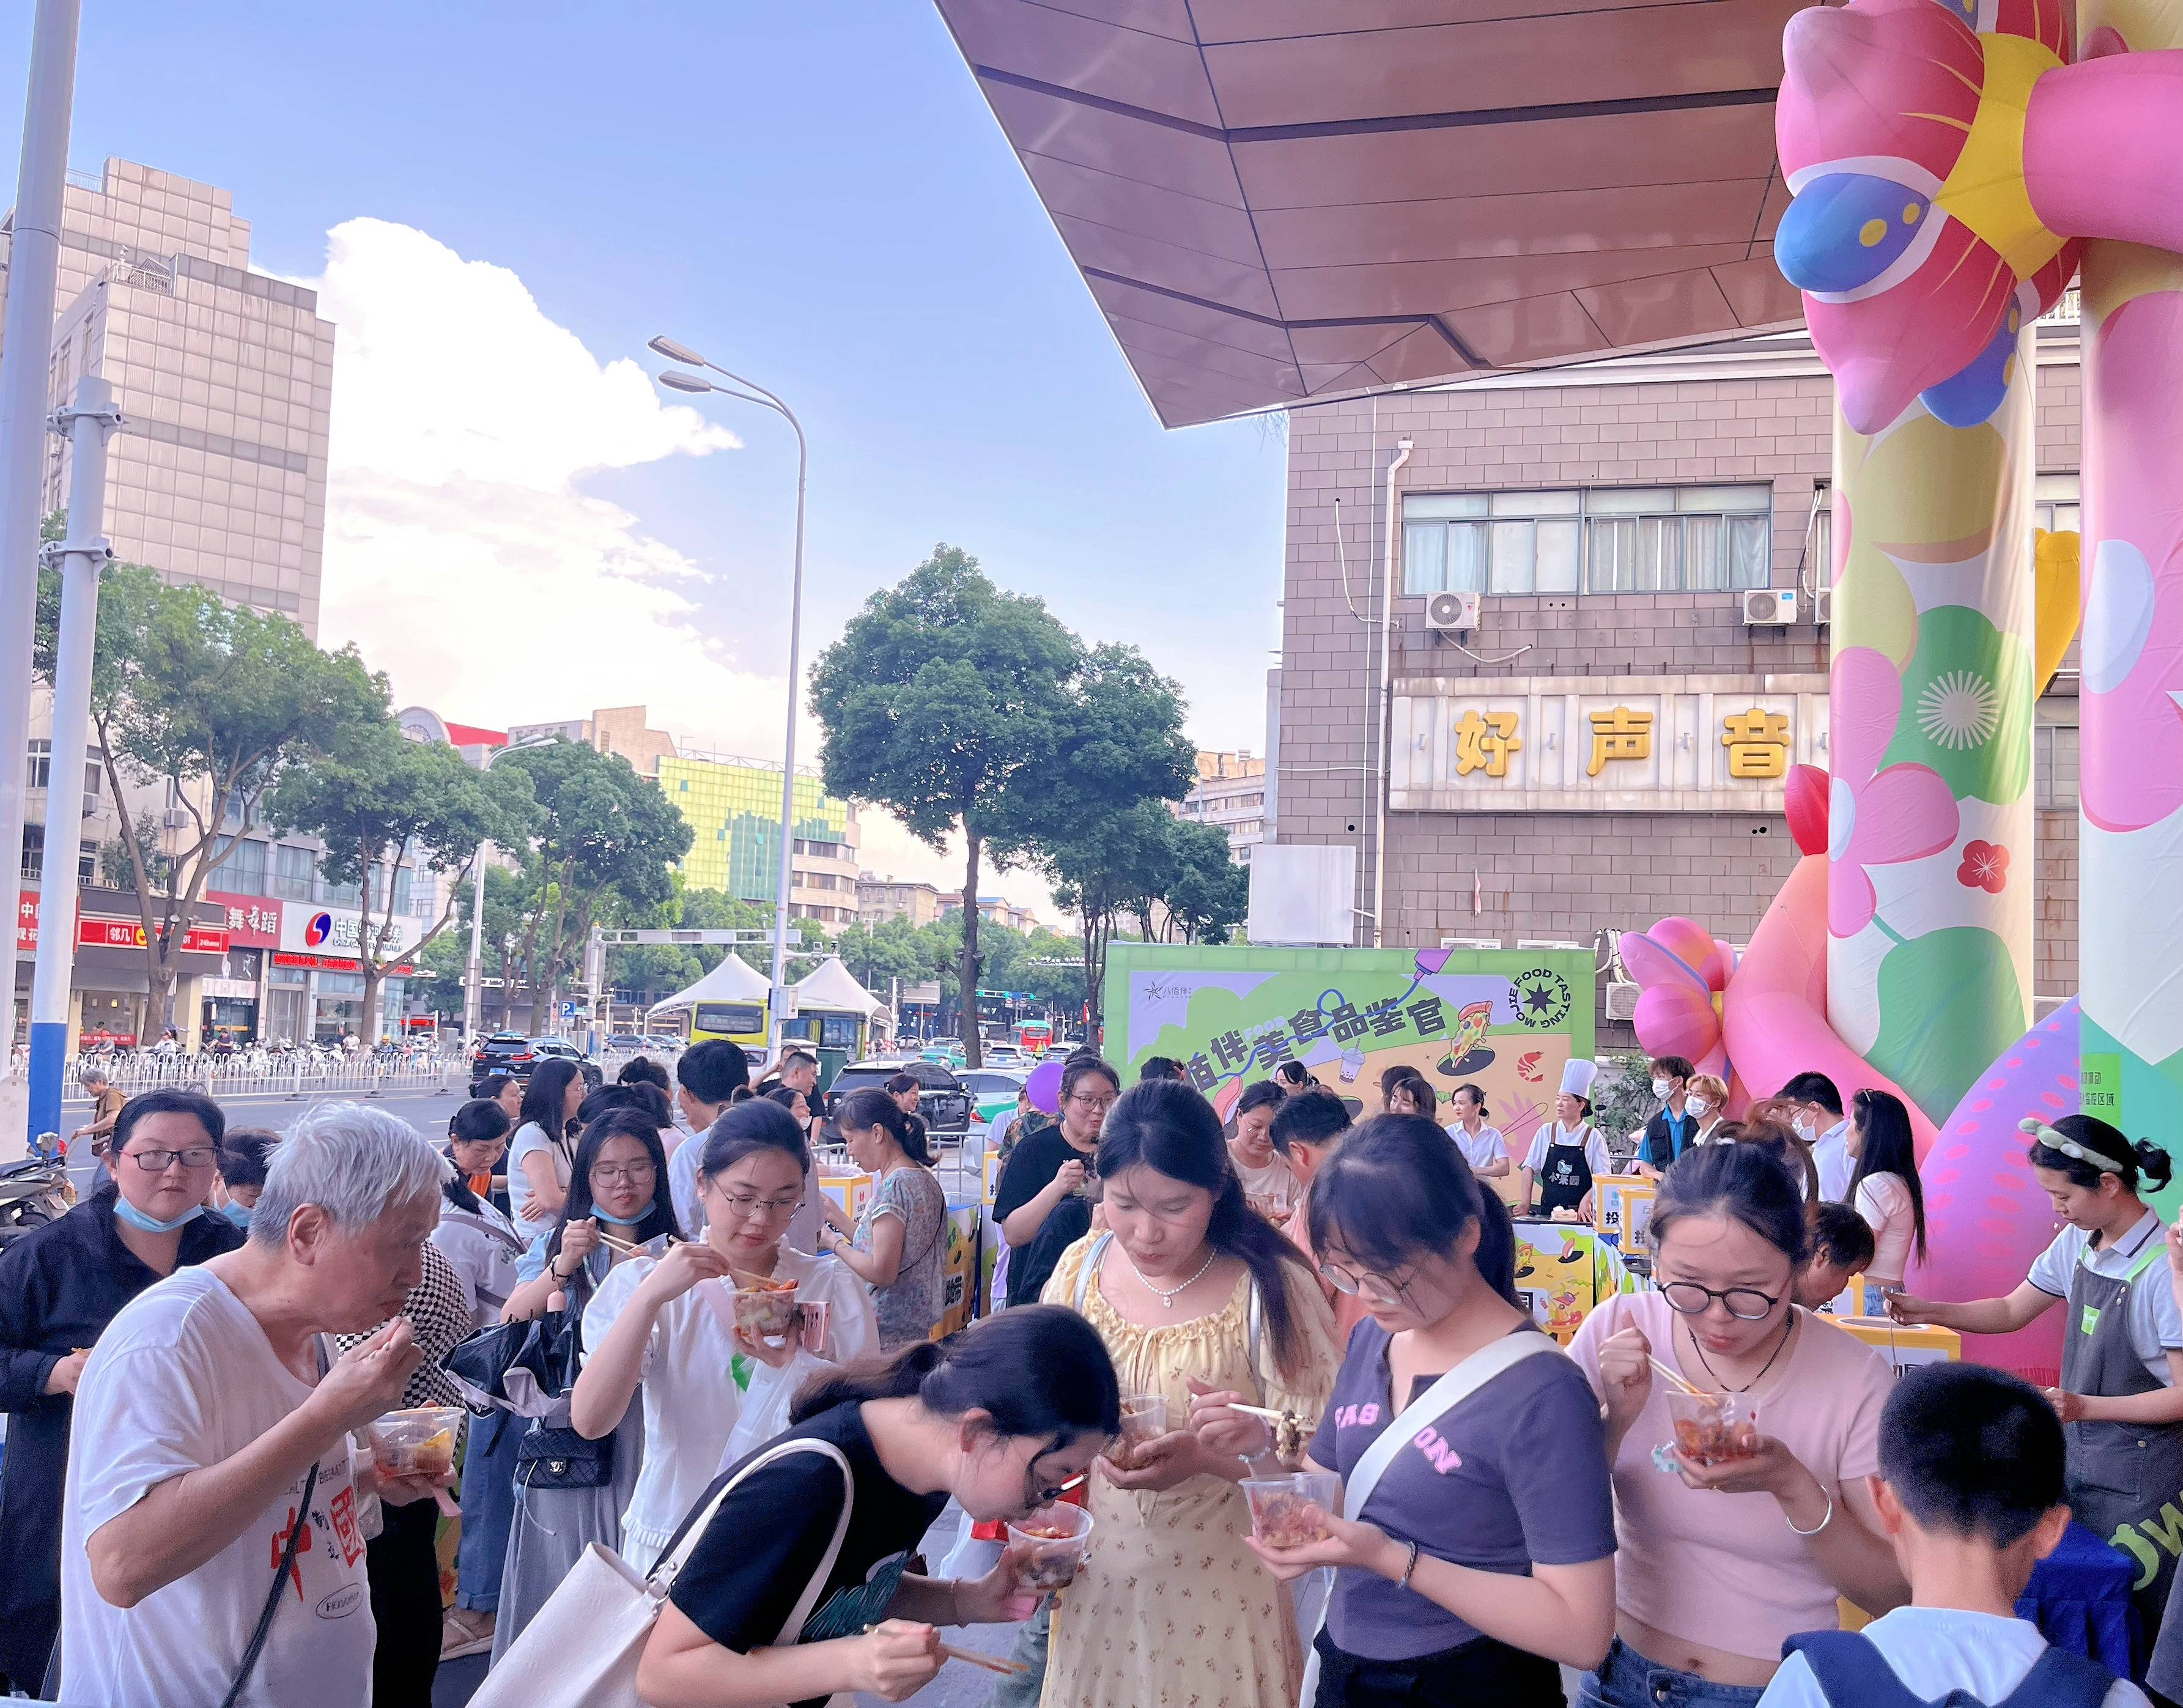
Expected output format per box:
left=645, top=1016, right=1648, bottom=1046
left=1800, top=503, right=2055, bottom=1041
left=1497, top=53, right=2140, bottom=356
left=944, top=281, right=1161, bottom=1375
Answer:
left=1845, top=1088, right=1927, bottom=1292
left=1444, top=1081, right=1510, bottom=1179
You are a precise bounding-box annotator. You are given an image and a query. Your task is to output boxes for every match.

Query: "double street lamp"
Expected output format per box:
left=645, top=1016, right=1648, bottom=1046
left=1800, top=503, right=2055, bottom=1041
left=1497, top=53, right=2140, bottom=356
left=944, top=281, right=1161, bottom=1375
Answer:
left=649, top=336, right=807, bottom=1061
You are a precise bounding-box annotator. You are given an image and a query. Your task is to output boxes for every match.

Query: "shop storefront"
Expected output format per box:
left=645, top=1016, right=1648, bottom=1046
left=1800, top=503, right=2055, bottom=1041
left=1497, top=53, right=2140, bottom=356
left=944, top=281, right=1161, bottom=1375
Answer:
left=199, top=950, right=265, bottom=1045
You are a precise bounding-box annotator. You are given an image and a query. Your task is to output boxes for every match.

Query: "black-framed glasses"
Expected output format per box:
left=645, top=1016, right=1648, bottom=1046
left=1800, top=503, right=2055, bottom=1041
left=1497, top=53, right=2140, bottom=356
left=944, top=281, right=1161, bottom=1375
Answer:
left=1659, top=1279, right=1782, bottom=1320
left=1318, top=1260, right=1409, bottom=1306
left=127, top=1147, right=216, bottom=1172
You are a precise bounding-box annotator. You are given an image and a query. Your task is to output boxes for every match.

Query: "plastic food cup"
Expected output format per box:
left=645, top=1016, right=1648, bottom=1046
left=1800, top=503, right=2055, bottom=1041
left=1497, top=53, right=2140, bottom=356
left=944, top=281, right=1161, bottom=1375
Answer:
left=365, top=1405, right=465, bottom=1479
left=1104, top=1393, right=1168, bottom=1471
left=1665, top=1389, right=1759, bottom=1465
left=1243, top=1471, right=1342, bottom=1548
left=1007, top=1502, right=1095, bottom=1591
left=732, top=1282, right=801, bottom=1340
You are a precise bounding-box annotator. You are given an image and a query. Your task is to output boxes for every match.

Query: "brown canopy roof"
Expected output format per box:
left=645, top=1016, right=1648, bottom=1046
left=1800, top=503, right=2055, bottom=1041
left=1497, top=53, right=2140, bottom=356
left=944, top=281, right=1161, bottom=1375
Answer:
left=934, top=0, right=1807, bottom=427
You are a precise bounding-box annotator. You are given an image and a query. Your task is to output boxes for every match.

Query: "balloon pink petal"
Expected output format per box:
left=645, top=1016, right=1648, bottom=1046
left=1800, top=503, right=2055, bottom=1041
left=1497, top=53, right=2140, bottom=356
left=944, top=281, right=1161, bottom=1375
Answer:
left=1848, top=763, right=1960, bottom=865
left=1828, top=860, right=1878, bottom=939
left=1619, top=931, right=1708, bottom=994
left=1633, top=985, right=1723, bottom=1064
left=1647, top=917, right=1721, bottom=973
left=1831, top=648, right=1903, bottom=784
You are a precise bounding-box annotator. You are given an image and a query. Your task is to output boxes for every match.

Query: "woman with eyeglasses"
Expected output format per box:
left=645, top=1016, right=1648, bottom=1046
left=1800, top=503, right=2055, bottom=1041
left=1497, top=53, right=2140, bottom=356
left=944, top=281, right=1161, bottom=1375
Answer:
left=1194, top=1114, right=1616, bottom=1706
left=1040, top=1078, right=1342, bottom=1708
left=995, top=1057, right=1121, bottom=1309
left=1569, top=1142, right=1904, bottom=1708
left=0, top=1089, right=242, bottom=1693
left=1891, top=1115, right=2183, bottom=1695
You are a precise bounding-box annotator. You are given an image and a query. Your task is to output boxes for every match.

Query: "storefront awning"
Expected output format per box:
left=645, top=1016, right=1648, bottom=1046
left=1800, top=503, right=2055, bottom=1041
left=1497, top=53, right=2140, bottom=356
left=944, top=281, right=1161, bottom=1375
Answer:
left=933, top=0, right=1807, bottom=427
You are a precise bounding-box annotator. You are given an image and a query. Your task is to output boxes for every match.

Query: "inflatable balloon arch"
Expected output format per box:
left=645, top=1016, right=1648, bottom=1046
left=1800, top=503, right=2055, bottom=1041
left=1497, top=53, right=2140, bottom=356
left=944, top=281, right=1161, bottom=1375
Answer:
left=1617, top=0, right=2183, bottom=1381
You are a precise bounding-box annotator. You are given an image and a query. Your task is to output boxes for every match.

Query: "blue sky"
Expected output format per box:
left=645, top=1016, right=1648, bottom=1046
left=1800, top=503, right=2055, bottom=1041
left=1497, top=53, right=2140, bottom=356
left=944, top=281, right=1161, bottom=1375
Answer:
left=0, top=3, right=1288, bottom=906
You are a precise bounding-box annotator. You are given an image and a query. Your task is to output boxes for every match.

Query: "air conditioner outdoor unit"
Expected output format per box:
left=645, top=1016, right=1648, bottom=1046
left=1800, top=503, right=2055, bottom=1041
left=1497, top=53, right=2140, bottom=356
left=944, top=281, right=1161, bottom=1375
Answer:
left=1605, top=981, right=1641, bottom=1021
left=1516, top=939, right=1582, bottom=951
left=1424, top=590, right=1480, bottom=632
left=1439, top=936, right=1501, bottom=951
left=1743, top=588, right=1798, bottom=627
left=161, top=808, right=189, bottom=829
left=1813, top=587, right=1834, bottom=626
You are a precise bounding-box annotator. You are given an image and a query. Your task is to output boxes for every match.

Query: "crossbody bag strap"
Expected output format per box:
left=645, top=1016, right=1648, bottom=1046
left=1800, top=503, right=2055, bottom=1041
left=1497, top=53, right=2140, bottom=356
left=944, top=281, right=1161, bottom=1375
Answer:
left=1073, top=1231, right=1114, bottom=1314
left=1341, top=1333, right=1561, bottom=1521
left=220, top=1459, right=320, bottom=1708
left=648, top=1436, right=856, bottom=1626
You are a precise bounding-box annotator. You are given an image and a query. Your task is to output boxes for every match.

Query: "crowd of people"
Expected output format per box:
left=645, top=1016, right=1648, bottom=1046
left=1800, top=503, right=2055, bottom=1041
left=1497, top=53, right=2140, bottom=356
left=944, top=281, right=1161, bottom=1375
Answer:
left=2, top=1032, right=2181, bottom=1708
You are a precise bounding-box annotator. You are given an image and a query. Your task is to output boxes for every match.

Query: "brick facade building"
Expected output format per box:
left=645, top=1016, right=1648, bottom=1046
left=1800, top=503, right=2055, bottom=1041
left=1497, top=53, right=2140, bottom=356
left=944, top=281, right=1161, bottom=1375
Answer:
left=1274, top=320, right=2083, bottom=1038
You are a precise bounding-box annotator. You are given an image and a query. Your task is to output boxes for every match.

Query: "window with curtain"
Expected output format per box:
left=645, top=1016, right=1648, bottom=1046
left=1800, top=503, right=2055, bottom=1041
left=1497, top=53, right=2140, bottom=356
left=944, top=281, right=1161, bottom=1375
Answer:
left=272, top=842, right=312, bottom=901
left=213, top=835, right=269, bottom=895
left=1403, top=485, right=1768, bottom=595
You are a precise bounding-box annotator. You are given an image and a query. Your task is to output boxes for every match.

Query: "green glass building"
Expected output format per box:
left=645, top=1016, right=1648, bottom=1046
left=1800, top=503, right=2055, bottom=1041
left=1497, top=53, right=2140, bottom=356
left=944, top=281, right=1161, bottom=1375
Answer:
left=657, top=756, right=851, bottom=903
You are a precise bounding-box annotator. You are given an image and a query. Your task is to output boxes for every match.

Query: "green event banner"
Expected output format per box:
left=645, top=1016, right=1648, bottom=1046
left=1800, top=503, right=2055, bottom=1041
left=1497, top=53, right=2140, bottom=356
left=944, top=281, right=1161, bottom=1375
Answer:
left=1103, top=944, right=1597, bottom=1140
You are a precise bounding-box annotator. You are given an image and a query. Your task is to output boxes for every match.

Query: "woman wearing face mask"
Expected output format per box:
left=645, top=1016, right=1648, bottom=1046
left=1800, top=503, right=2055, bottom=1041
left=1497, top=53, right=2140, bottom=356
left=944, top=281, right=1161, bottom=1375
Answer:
left=493, top=1107, right=683, bottom=1661
left=1570, top=1143, right=1904, bottom=1708
left=635, top=1307, right=1119, bottom=1708
left=1230, top=1079, right=1301, bottom=1219
left=0, top=1089, right=242, bottom=1693
left=1520, top=1060, right=1613, bottom=1220
left=817, top=1089, right=949, bottom=1350
left=1842, top=1089, right=1926, bottom=1295
left=508, top=1058, right=586, bottom=1226
left=1892, top=1114, right=2183, bottom=1694
left=1684, top=1076, right=1728, bottom=1145
left=1042, top=1078, right=1343, bottom=1708
left=570, top=1100, right=870, bottom=1575
left=211, top=1128, right=278, bottom=1229
left=1444, top=1084, right=1509, bottom=1181
left=765, top=1084, right=819, bottom=1145
left=1194, top=1115, right=1617, bottom=1705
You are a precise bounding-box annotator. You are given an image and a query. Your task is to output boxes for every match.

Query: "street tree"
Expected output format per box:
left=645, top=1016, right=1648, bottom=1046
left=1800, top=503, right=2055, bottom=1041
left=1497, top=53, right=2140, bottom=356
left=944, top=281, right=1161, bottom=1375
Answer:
left=46, top=567, right=389, bottom=1036
left=492, top=739, right=695, bottom=1029
left=1145, top=817, right=1250, bottom=945
left=1044, top=799, right=1175, bottom=1039
left=270, top=721, right=538, bottom=1041
left=809, top=544, right=1079, bottom=1068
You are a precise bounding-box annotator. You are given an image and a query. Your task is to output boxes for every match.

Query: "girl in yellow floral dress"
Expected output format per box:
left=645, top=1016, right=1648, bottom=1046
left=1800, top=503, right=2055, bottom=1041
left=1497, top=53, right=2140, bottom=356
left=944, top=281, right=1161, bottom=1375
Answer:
left=1043, top=1078, right=1342, bottom=1708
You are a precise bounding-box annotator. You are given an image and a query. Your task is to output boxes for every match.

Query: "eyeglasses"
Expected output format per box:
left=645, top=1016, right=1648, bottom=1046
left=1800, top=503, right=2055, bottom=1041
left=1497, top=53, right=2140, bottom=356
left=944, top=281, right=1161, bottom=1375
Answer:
left=127, top=1147, right=215, bottom=1172
left=1318, top=1260, right=1409, bottom=1306
left=589, top=1163, right=657, bottom=1186
left=1023, top=1458, right=1073, bottom=1512
left=1659, top=1279, right=1783, bottom=1321
left=718, top=1192, right=802, bottom=1221
left=1068, top=1093, right=1117, bottom=1114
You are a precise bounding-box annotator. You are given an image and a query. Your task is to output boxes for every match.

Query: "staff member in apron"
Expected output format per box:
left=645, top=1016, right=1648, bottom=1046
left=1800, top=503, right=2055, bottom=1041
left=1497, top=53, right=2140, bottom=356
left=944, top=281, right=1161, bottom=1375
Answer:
left=1520, top=1060, right=1612, bottom=1220
left=1892, top=1114, right=2183, bottom=1695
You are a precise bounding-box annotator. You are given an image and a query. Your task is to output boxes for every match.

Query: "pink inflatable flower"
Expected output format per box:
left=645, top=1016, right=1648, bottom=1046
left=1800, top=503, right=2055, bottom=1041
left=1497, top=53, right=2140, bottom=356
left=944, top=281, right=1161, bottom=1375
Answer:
left=1617, top=918, right=1735, bottom=1081
left=1829, top=648, right=1960, bottom=938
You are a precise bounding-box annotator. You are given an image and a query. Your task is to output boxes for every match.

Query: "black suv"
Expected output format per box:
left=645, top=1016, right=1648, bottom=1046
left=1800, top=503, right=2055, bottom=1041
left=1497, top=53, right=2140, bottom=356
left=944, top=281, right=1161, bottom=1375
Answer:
left=470, top=1033, right=588, bottom=1080
left=822, top=1059, right=974, bottom=1146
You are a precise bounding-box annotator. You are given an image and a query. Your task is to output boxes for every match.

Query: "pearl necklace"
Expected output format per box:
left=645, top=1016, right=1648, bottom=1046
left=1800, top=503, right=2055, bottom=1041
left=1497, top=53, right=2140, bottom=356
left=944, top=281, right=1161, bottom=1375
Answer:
left=1122, top=1244, right=1218, bottom=1309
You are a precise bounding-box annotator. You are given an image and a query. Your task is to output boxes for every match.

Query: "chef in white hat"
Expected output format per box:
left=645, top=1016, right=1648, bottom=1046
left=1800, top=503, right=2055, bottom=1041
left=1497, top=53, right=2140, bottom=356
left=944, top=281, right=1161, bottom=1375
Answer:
left=1520, top=1057, right=1614, bottom=1219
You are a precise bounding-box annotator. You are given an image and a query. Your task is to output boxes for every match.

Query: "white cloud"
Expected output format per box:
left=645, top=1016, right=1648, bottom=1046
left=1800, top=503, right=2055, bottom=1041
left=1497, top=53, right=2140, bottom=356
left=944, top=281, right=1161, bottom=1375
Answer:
left=305, top=217, right=1064, bottom=919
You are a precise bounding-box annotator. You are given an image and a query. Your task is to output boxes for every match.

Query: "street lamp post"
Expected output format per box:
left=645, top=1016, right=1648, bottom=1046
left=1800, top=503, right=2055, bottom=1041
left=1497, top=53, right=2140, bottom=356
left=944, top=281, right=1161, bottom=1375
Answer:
left=649, top=337, right=807, bottom=1063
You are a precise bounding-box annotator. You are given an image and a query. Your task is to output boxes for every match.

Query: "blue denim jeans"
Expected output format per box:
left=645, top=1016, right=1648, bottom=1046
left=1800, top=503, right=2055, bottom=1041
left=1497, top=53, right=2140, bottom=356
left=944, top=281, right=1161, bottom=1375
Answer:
left=1580, top=1638, right=1767, bottom=1708
left=456, top=1410, right=524, bottom=1613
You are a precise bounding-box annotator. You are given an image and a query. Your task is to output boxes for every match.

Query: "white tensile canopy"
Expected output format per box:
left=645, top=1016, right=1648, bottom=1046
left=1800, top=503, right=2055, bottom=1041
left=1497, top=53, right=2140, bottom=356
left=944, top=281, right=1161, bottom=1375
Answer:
left=793, top=955, right=882, bottom=1016
left=648, top=952, right=770, bottom=1018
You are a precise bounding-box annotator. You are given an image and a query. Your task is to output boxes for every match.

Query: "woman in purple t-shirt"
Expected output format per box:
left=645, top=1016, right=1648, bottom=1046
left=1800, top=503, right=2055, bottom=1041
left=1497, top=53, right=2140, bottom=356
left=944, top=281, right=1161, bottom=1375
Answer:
left=1189, top=1114, right=1617, bottom=1707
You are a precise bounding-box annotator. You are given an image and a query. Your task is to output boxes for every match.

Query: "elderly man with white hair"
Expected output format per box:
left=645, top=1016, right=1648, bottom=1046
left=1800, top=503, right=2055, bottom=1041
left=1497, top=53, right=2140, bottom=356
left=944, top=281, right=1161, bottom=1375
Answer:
left=55, top=1102, right=452, bottom=1708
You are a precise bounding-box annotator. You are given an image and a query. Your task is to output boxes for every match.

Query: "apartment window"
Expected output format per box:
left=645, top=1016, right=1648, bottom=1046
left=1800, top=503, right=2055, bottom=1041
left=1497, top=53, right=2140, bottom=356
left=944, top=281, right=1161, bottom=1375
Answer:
left=24, top=739, right=47, bottom=791
left=2036, top=720, right=2080, bottom=810
left=1403, top=485, right=1770, bottom=596
left=2036, top=472, right=2080, bottom=535
left=271, top=842, right=312, bottom=901
left=213, top=835, right=268, bottom=895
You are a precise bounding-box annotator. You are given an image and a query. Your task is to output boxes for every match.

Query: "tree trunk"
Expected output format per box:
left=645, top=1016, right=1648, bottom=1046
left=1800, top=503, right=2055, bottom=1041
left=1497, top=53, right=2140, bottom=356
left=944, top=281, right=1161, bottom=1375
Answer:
left=958, top=827, right=983, bottom=1069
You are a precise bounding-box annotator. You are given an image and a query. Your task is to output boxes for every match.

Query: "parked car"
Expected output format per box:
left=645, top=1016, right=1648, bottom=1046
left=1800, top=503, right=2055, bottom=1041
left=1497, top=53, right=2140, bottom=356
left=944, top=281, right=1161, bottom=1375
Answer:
left=823, top=1058, right=975, bottom=1146
left=606, top=1033, right=651, bottom=1051
left=470, top=1033, right=591, bottom=1080
left=984, top=1044, right=1025, bottom=1067
left=959, top=1067, right=1032, bottom=1127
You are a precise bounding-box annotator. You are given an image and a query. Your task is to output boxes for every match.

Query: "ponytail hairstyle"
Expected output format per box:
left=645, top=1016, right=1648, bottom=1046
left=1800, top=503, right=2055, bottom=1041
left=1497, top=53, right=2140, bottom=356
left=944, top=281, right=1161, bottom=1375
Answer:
left=2027, top=1113, right=2175, bottom=1196
left=791, top=1303, right=1120, bottom=1441
left=1720, top=1110, right=1821, bottom=1203
left=449, top=1096, right=513, bottom=1148
left=1095, top=1079, right=1318, bottom=1379
left=1450, top=1082, right=1489, bottom=1120
left=1273, top=1061, right=1313, bottom=1091
left=1849, top=1088, right=1927, bottom=1261
left=698, top=1094, right=812, bottom=1185
left=1649, top=1138, right=1809, bottom=1267
left=837, top=1084, right=931, bottom=1166
left=1308, top=1114, right=1518, bottom=1307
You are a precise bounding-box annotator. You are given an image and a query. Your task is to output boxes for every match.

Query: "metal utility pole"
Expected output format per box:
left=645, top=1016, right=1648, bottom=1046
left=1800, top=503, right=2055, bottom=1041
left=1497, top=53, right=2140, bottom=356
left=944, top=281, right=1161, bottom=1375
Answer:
left=26, top=374, right=118, bottom=1146
left=0, top=0, right=82, bottom=1071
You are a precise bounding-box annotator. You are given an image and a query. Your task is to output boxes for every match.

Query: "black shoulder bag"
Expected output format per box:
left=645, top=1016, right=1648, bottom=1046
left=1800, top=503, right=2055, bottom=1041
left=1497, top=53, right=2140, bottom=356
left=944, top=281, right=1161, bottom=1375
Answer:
left=219, top=1460, right=319, bottom=1708
left=511, top=1265, right=615, bottom=1492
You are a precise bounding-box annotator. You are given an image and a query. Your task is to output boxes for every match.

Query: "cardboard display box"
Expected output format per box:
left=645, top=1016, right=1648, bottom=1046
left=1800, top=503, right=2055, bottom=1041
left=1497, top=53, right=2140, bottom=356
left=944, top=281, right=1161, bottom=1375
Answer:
left=1512, top=1219, right=1641, bottom=1343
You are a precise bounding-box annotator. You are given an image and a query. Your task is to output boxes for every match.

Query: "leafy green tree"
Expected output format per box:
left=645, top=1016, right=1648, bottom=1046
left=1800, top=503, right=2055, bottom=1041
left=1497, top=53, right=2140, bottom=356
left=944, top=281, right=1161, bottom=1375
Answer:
left=810, top=545, right=1080, bottom=1068
left=45, top=567, right=391, bottom=1034
left=492, top=739, right=695, bottom=1029
left=270, top=722, right=538, bottom=1040
left=1044, top=799, right=1176, bottom=1038
left=1146, top=818, right=1250, bottom=945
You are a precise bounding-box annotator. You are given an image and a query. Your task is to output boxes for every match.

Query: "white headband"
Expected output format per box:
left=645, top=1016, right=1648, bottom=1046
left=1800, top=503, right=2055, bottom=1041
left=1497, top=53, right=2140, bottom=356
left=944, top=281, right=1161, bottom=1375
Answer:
left=2020, top=1116, right=2130, bottom=1176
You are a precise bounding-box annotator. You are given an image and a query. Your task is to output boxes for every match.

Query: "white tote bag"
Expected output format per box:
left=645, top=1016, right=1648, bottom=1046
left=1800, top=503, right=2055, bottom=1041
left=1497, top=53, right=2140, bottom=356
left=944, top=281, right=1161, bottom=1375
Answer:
left=1296, top=1332, right=1561, bottom=1707
left=469, top=1436, right=854, bottom=1708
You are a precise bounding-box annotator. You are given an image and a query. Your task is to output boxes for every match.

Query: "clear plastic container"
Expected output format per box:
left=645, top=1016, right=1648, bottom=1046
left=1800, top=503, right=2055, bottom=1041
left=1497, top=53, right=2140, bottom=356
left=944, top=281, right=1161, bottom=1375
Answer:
left=1007, top=1502, right=1095, bottom=1591
left=1105, top=1393, right=1168, bottom=1471
left=1665, top=1388, right=1759, bottom=1465
left=1243, top=1471, right=1342, bottom=1548
left=364, top=1405, right=465, bottom=1479
left=732, top=1281, right=801, bottom=1340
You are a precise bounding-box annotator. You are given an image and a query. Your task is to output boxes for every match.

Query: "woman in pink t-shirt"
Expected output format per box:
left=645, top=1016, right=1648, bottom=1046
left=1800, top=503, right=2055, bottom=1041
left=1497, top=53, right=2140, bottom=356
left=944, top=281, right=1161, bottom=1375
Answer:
left=1569, top=1143, right=1905, bottom=1708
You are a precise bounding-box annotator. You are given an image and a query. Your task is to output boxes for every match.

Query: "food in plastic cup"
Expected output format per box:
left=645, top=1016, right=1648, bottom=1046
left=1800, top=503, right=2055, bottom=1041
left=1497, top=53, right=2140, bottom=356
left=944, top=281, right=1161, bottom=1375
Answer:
left=1105, top=1393, right=1168, bottom=1471
left=1243, top=1471, right=1342, bottom=1549
left=733, top=1279, right=801, bottom=1340
left=1666, top=1389, right=1759, bottom=1465
left=1008, top=1502, right=1095, bottom=1591
left=366, top=1405, right=465, bottom=1479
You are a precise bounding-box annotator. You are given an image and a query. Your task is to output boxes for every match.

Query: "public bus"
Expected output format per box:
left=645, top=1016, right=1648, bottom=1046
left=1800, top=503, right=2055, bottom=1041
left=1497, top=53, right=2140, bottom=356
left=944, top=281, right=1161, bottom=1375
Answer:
left=1014, top=1018, right=1054, bottom=1055
left=689, top=1000, right=769, bottom=1066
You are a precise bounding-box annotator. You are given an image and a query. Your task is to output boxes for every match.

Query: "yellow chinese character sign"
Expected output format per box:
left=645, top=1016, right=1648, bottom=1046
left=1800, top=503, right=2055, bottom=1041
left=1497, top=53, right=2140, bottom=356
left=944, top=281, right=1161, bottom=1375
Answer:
left=1453, top=709, right=1522, bottom=778
left=1721, top=708, right=1791, bottom=779
left=1586, top=706, right=1653, bottom=777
